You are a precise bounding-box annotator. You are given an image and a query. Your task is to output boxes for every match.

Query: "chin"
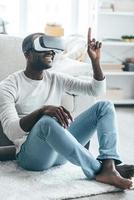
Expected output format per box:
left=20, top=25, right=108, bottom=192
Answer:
left=43, top=64, right=52, bottom=70
left=35, top=63, right=52, bottom=71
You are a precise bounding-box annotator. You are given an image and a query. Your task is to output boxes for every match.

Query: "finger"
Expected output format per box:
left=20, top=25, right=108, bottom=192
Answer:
left=99, top=42, right=102, bottom=48
left=92, top=38, right=95, bottom=42
left=57, top=109, right=68, bottom=128
left=61, top=106, right=73, bottom=122
left=58, top=107, right=70, bottom=126
left=55, top=113, right=65, bottom=127
left=89, top=39, right=96, bottom=50
left=88, top=27, right=92, bottom=44
left=60, top=106, right=72, bottom=120
left=89, top=39, right=95, bottom=46
left=96, top=41, right=100, bottom=49
left=90, top=39, right=95, bottom=46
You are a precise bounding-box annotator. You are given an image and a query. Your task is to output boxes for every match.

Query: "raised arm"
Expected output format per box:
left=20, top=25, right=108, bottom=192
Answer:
left=87, top=27, right=105, bottom=81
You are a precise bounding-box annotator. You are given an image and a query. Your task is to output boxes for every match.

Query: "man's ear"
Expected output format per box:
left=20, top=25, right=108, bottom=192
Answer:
left=24, top=52, right=32, bottom=59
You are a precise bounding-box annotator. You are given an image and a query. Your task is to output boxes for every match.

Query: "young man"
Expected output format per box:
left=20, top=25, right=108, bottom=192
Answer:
left=0, top=28, right=133, bottom=189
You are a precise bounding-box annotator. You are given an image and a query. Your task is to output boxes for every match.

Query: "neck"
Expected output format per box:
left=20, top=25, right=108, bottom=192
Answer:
left=24, top=67, right=44, bottom=80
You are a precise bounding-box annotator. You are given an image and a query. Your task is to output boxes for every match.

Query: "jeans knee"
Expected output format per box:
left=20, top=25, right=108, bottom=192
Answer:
left=37, top=115, right=58, bottom=139
left=39, top=115, right=56, bottom=125
left=97, top=100, right=115, bottom=115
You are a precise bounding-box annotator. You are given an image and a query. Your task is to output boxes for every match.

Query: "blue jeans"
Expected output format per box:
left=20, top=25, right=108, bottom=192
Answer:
left=16, top=101, right=122, bottom=179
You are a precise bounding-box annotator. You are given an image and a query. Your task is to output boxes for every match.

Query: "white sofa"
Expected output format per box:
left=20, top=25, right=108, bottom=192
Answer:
left=0, top=34, right=25, bottom=160
left=0, top=34, right=95, bottom=160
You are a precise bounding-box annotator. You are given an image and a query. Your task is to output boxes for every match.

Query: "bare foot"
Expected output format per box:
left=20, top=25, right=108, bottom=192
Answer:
left=116, top=164, right=134, bottom=179
left=96, top=169, right=133, bottom=189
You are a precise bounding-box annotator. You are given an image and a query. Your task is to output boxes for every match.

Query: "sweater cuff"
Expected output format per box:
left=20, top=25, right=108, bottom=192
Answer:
left=92, top=77, right=106, bottom=96
left=6, top=119, right=27, bottom=141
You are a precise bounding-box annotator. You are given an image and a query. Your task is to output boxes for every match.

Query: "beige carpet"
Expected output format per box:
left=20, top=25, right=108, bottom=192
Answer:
left=0, top=108, right=134, bottom=200
left=0, top=160, right=128, bottom=200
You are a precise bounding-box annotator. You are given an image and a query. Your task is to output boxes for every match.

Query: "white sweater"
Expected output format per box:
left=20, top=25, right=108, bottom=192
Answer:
left=0, top=70, right=106, bottom=153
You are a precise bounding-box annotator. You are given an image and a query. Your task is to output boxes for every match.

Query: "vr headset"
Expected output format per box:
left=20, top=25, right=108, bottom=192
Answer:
left=33, top=35, right=65, bottom=53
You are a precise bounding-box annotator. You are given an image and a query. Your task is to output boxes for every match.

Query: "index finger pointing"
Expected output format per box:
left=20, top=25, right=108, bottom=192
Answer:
left=88, top=27, right=92, bottom=43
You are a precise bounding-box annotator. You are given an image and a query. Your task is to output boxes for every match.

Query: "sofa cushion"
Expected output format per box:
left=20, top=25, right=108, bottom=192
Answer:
left=0, top=34, right=25, bottom=81
left=0, top=34, right=25, bottom=160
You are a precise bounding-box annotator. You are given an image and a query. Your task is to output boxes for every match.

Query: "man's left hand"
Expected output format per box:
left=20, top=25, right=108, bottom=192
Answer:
left=87, top=27, right=102, bottom=63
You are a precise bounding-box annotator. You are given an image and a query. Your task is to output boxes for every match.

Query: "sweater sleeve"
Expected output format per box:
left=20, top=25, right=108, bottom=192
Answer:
left=54, top=73, right=106, bottom=96
left=0, top=76, right=27, bottom=142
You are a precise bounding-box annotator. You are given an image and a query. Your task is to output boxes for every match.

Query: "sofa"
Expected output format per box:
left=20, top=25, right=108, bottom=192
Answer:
left=0, top=34, right=25, bottom=160
left=0, top=34, right=95, bottom=160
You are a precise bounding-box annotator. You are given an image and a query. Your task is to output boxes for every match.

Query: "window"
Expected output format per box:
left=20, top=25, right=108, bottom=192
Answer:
left=0, top=0, right=96, bottom=37
left=0, top=0, right=19, bottom=35
left=26, top=0, right=96, bottom=36
left=26, top=0, right=72, bottom=35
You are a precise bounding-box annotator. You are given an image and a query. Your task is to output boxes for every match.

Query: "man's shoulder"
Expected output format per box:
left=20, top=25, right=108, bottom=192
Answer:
left=10, top=70, right=23, bottom=78
left=1, top=70, right=23, bottom=81
left=0, top=70, right=23, bottom=89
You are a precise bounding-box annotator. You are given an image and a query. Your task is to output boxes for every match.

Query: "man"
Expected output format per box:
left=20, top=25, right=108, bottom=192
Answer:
left=0, top=28, right=134, bottom=189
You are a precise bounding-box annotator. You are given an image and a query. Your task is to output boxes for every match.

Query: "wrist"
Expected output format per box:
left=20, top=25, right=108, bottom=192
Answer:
left=91, top=58, right=100, bottom=66
left=38, top=107, right=45, bottom=117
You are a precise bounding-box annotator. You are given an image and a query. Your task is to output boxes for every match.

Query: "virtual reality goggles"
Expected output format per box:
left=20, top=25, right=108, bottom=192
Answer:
left=31, top=35, right=65, bottom=53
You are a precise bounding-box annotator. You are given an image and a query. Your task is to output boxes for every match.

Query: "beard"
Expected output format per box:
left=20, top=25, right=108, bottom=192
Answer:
left=32, top=56, right=53, bottom=71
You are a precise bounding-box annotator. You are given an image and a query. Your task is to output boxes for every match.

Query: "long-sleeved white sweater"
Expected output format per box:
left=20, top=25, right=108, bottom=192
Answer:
left=0, top=70, right=106, bottom=153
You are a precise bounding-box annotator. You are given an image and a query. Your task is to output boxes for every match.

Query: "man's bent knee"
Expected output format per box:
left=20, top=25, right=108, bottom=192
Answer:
left=36, top=115, right=59, bottom=139
left=39, top=115, right=58, bottom=126
left=97, top=100, right=114, bottom=111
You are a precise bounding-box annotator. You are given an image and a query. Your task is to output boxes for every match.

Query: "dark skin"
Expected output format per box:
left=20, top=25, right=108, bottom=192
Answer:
left=20, top=29, right=134, bottom=189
